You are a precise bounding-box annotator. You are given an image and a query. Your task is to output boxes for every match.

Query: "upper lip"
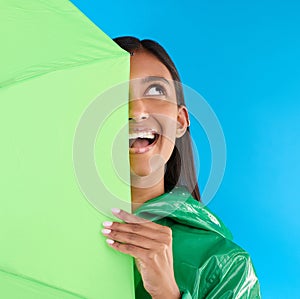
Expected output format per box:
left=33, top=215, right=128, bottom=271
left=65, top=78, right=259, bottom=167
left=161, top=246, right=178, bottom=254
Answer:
left=129, top=128, right=159, bottom=139
left=129, top=124, right=160, bottom=135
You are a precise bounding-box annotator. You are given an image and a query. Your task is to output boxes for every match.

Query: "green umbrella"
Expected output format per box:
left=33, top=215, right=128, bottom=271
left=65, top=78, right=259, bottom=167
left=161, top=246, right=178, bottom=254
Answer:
left=0, top=0, right=133, bottom=298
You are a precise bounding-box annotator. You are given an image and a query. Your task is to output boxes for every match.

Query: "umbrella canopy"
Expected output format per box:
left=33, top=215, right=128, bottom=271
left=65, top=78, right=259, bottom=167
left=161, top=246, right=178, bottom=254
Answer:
left=0, top=1, right=133, bottom=298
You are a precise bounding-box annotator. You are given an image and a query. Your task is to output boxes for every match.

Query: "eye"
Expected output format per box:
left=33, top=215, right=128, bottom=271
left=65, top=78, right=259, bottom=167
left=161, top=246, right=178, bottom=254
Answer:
left=144, top=84, right=166, bottom=96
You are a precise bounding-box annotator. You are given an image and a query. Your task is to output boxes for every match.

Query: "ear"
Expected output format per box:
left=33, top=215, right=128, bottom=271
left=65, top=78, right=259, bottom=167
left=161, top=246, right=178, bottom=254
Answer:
left=176, top=105, right=190, bottom=138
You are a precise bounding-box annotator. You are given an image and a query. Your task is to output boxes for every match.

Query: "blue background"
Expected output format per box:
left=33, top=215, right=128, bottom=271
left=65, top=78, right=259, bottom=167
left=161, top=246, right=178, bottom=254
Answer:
left=71, top=1, right=300, bottom=298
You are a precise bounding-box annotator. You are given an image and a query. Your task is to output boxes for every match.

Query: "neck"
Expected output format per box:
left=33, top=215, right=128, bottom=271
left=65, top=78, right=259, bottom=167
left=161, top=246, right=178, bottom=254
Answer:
left=131, top=175, right=165, bottom=212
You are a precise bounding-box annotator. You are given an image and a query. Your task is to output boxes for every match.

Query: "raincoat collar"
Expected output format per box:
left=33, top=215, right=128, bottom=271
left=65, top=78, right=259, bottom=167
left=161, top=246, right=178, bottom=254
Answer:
left=133, top=186, right=233, bottom=240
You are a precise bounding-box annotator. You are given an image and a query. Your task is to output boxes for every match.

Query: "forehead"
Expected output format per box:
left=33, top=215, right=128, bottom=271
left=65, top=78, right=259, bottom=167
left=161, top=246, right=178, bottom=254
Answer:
left=130, top=50, right=173, bottom=81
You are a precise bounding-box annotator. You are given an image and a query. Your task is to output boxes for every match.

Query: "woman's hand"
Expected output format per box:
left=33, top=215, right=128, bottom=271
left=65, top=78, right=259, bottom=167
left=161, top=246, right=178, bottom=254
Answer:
left=101, top=208, right=181, bottom=299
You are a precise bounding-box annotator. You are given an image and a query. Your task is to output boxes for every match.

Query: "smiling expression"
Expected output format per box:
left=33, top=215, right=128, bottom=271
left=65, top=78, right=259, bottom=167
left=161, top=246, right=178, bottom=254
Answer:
left=129, top=49, right=188, bottom=178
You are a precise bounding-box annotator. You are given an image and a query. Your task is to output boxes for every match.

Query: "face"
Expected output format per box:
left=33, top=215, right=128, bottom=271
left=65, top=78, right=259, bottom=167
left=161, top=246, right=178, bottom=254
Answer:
left=129, top=49, right=189, bottom=179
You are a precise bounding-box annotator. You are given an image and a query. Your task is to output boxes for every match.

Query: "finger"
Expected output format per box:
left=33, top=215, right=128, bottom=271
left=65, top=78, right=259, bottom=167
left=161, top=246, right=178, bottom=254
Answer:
left=106, top=239, right=148, bottom=259
left=105, top=221, right=155, bottom=236
left=111, top=208, right=149, bottom=224
left=111, top=208, right=169, bottom=232
left=103, top=221, right=172, bottom=244
left=102, top=228, right=162, bottom=250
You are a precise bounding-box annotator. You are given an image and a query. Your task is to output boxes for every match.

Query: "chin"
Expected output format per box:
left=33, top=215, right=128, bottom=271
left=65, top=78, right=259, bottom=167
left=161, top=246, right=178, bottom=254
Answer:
left=130, top=155, right=166, bottom=177
left=130, top=166, right=152, bottom=178
left=129, top=162, right=165, bottom=187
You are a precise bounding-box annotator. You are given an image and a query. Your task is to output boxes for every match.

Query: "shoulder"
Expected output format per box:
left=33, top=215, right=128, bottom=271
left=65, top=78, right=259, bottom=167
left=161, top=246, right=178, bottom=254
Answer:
left=170, top=223, right=261, bottom=298
left=170, top=218, right=250, bottom=268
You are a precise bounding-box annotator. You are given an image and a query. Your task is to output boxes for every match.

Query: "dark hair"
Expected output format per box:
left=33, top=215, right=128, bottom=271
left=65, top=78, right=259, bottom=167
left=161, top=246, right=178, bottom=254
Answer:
left=114, top=36, right=201, bottom=202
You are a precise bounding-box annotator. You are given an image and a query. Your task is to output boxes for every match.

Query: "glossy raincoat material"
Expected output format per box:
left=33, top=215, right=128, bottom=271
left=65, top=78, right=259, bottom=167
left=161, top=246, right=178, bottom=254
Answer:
left=133, top=187, right=261, bottom=299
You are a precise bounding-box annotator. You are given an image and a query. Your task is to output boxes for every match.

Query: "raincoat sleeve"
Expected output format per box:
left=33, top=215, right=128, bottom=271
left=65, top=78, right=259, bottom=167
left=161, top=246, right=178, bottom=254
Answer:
left=180, top=252, right=261, bottom=299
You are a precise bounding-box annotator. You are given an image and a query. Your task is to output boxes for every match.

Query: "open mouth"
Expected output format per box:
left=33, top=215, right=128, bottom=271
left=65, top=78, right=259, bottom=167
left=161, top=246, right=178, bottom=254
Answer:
left=129, top=129, right=159, bottom=154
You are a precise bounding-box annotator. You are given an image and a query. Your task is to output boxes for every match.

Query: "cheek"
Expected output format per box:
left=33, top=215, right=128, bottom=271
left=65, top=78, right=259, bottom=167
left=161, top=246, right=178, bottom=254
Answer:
left=159, top=135, right=176, bottom=163
left=160, top=114, right=178, bottom=143
left=153, top=110, right=178, bottom=157
left=157, top=126, right=177, bottom=165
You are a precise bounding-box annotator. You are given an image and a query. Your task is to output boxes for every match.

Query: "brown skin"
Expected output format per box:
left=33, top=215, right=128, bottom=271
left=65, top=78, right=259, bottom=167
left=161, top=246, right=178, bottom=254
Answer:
left=101, top=49, right=189, bottom=299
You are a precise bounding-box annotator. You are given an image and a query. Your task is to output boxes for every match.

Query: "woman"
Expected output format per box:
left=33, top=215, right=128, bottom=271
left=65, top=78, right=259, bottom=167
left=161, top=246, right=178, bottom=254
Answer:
left=101, top=36, right=261, bottom=299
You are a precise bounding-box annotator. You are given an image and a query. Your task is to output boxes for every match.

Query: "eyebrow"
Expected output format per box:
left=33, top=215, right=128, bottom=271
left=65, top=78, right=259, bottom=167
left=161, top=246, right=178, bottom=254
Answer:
left=141, top=76, right=171, bottom=86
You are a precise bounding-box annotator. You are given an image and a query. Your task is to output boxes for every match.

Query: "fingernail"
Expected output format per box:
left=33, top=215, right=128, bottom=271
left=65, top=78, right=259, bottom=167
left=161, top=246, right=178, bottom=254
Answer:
left=106, top=239, right=114, bottom=245
left=103, top=221, right=112, bottom=227
left=111, top=208, right=120, bottom=214
left=102, top=228, right=111, bottom=235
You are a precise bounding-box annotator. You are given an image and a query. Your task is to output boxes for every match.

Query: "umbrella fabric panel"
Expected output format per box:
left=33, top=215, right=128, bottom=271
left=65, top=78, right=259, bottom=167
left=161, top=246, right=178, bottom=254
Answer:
left=0, top=269, right=84, bottom=299
left=0, top=0, right=124, bottom=88
left=0, top=0, right=133, bottom=298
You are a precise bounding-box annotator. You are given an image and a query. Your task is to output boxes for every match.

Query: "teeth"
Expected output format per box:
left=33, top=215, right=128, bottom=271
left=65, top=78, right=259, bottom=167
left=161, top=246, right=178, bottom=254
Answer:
left=129, top=131, right=156, bottom=139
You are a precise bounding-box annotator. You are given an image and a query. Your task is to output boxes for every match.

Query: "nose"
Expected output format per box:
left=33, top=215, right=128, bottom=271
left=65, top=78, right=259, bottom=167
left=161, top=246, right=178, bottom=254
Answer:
left=129, top=99, right=149, bottom=121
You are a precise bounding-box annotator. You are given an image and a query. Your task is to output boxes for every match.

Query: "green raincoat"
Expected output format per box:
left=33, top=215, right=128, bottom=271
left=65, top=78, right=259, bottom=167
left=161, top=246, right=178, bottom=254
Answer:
left=133, top=187, right=261, bottom=299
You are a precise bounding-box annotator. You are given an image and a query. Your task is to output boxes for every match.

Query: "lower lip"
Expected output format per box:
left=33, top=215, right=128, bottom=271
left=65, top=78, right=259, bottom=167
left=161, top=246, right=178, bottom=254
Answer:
left=129, top=136, right=159, bottom=154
